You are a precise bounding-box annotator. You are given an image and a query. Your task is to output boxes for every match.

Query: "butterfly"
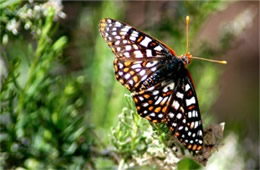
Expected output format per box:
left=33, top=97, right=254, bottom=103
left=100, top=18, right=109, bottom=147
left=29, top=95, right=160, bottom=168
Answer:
left=99, top=18, right=204, bottom=153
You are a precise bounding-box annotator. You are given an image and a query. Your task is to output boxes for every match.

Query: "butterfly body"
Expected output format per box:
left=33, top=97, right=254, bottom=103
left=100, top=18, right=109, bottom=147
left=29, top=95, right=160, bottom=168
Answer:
left=99, top=18, right=203, bottom=153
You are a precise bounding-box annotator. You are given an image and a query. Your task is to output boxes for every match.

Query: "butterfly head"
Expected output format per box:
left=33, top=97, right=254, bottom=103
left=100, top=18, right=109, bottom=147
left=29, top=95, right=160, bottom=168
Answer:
left=180, top=52, right=192, bottom=65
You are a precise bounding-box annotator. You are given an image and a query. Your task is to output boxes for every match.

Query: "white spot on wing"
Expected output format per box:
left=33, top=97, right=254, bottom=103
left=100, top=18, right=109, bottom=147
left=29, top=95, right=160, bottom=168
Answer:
left=161, top=97, right=169, bottom=104
left=169, top=112, right=174, bottom=118
left=118, top=63, right=124, bottom=69
left=115, top=40, right=120, bottom=45
left=158, top=114, right=163, bottom=118
left=186, top=97, right=196, bottom=106
left=146, top=61, right=158, bottom=68
left=188, top=111, right=192, bottom=118
left=163, top=83, right=175, bottom=92
left=115, top=21, right=122, bottom=27
left=185, top=83, right=191, bottom=91
left=198, top=130, right=202, bottom=136
left=151, top=67, right=157, bottom=72
left=140, top=37, right=152, bottom=47
left=134, top=51, right=143, bottom=58
left=154, top=45, right=163, bottom=51
left=120, top=31, right=127, bottom=35
left=124, top=52, right=130, bottom=58
left=146, top=49, right=153, bottom=57
left=143, top=103, right=149, bottom=107
left=152, top=90, right=159, bottom=95
left=177, top=113, right=182, bottom=119
left=125, top=45, right=132, bottom=51
left=139, top=70, right=146, bottom=76
left=124, top=73, right=131, bottom=79
left=130, top=36, right=136, bottom=41
left=140, top=75, right=148, bottom=81
left=155, top=97, right=163, bottom=105
left=176, top=92, right=184, bottom=99
left=172, top=100, right=180, bottom=110
left=178, top=126, right=183, bottom=130
left=194, top=121, right=198, bottom=129
left=121, top=26, right=130, bottom=32
left=129, top=80, right=134, bottom=86
left=131, top=64, right=141, bottom=69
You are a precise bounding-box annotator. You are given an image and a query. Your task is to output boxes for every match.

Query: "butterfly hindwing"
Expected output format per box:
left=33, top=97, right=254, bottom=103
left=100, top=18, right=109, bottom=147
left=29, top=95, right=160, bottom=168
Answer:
left=166, top=71, right=203, bottom=152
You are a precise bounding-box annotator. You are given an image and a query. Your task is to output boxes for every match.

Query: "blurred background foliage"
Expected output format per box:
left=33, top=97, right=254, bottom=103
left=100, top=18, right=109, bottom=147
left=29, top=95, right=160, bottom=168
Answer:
left=0, top=0, right=259, bottom=169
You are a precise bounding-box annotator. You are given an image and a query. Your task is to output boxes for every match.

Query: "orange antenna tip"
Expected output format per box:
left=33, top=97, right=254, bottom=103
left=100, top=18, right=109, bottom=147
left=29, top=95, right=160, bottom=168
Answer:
left=186, top=16, right=190, bottom=23
left=220, top=60, right=228, bottom=64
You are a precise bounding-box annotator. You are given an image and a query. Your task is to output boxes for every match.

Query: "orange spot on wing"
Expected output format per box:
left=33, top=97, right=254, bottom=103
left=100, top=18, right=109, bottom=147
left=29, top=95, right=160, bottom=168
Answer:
left=123, top=68, right=129, bottom=72
left=133, top=76, right=138, bottom=83
left=114, top=65, right=118, bottom=72
left=192, top=144, right=198, bottom=150
left=142, top=61, right=147, bottom=67
left=148, top=100, right=153, bottom=104
left=188, top=105, right=195, bottom=110
left=175, top=132, right=180, bottom=137
left=197, top=145, right=202, bottom=151
left=154, top=107, right=161, bottom=113
left=153, top=119, right=158, bottom=123
left=162, top=106, right=167, bottom=113
left=148, top=106, right=154, bottom=111
left=145, top=116, right=151, bottom=121
left=188, top=144, right=192, bottom=149
left=144, top=94, right=150, bottom=99
left=124, top=61, right=131, bottom=66
left=119, top=79, right=124, bottom=84
left=137, top=36, right=144, bottom=43
left=125, top=84, right=130, bottom=90
left=150, top=42, right=157, bottom=47
left=114, top=58, right=118, bottom=64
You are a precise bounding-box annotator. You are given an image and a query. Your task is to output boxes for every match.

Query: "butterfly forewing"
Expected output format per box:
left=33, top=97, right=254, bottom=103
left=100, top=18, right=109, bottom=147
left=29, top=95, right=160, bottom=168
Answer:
left=99, top=18, right=175, bottom=60
left=99, top=18, right=204, bottom=153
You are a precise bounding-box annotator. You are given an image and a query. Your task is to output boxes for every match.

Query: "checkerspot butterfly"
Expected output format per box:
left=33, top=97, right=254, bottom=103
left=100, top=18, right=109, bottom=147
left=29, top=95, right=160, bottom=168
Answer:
left=99, top=17, right=226, bottom=153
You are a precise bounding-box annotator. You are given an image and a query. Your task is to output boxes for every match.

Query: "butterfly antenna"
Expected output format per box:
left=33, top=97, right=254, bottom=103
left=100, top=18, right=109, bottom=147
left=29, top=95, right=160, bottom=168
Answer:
left=191, top=56, right=227, bottom=64
left=185, top=16, right=227, bottom=65
left=186, top=16, right=189, bottom=54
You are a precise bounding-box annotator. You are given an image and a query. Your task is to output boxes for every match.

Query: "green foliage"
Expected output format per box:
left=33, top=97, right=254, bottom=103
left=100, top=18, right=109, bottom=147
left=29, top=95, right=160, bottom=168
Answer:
left=1, top=0, right=250, bottom=169
left=0, top=1, right=92, bottom=169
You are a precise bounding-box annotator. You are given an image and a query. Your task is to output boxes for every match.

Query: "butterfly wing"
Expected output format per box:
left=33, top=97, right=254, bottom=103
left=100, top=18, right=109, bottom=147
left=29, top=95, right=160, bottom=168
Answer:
left=132, top=80, right=175, bottom=123
left=99, top=18, right=177, bottom=92
left=166, top=70, right=203, bottom=152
